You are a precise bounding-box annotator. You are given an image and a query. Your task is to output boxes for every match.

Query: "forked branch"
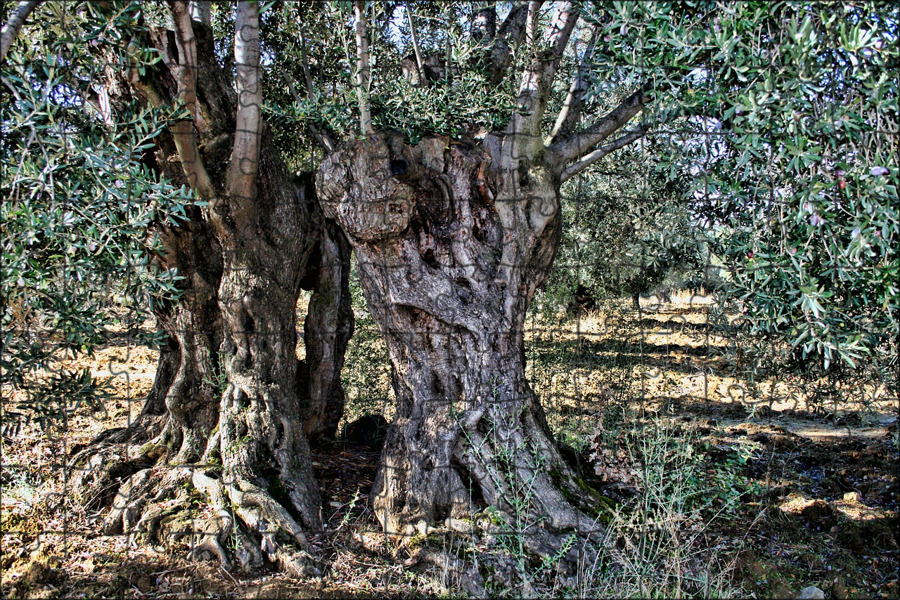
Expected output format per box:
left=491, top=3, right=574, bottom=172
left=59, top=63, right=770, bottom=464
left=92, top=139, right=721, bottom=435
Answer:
left=546, top=25, right=598, bottom=145
left=508, top=1, right=579, bottom=143
left=549, top=88, right=645, bottom=168
left=559, top=125, right=648, bottom=183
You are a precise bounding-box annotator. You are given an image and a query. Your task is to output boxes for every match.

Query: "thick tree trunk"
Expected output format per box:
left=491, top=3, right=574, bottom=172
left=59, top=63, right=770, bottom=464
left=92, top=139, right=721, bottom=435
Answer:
left=150, top=218, right=224, bottom=462
left=71, top=10, right=349, bottom=576
left=73, top=163, right=328, bottom=576
left=318, top=134, right=600, bottom=544
left=70, top=214, right=224, bottom=527
left=204, top=159, right=324, bottom=574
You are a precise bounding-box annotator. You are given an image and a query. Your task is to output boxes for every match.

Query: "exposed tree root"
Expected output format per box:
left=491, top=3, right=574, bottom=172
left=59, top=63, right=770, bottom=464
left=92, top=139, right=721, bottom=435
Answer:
left=68, top=433, right=322, bottom=577
left=68, top=425, right=164, bottom=511
left=407, top=546, right=488, bottom=598
left=191, top=470, right=322, bottom=577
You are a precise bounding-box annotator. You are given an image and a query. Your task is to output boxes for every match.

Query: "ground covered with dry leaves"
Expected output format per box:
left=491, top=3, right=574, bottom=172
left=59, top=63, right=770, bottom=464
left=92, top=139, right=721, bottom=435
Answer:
left=2, top=293, right=897, bottom=598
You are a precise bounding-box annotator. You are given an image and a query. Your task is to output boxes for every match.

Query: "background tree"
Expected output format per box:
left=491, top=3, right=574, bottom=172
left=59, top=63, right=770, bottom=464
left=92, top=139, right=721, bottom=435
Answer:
left=544, top=139, right=709, bottom=314
left=680, top=1, right=898, bottom=382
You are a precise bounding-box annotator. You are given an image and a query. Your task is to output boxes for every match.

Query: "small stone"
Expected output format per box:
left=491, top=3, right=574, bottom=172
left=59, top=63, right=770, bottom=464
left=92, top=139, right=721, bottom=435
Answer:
left=843, top=491, right=861, bottom=503
left=799, top=585, right=825, bottom=599
left=444, top=517, right=473, bottom=533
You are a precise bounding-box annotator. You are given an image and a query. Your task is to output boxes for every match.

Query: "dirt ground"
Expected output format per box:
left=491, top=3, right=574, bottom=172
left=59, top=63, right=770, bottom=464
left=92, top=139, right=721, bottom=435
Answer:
left=1, top=293, right=897, bottom=598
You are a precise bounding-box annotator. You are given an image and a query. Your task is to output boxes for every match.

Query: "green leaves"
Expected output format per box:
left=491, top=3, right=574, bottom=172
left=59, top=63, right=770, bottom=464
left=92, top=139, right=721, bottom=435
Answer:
left=543, top=138, right=708, bottom=311
left=1, top=3, right=195, bottom=426
left=565, top=1, right=897, bottom=385
left=370, top=69, right=515, bottom=143
left=642, top=1, right=900, bottom=378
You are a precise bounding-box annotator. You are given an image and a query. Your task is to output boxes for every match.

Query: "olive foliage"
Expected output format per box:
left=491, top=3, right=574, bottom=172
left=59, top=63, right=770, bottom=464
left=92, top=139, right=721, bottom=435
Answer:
left=1, top=2, right=195, bottom=429
left=562, top=1, right=897, bottom=380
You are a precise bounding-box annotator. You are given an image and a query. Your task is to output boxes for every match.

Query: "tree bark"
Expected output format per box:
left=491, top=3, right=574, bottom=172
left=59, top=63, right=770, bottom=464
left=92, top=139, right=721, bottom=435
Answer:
left=318, top=134, right=600, bottom=543
left=301, top=221, right=355, bottom=444
left=151, top=216, right=225, bottom=462
left=209, top=152, right=324, bottom=565
left=0, top=0, right=40, bottom=62
left=71, top=213, right=224, bottom=509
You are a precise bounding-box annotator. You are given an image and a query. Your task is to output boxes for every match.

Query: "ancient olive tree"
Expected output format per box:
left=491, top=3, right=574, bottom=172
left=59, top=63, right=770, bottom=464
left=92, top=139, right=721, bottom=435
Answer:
left=318, top=0, right=897, bottom=544
left=317, top=1, right=649, bottom=541
left=5, top=0, right=894, bottom=581
left=2, top=1, right=352, bottom=574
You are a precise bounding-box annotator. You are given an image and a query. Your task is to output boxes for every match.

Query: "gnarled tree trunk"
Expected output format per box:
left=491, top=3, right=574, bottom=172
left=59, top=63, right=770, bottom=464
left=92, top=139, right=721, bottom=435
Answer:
left=149, top=217, right=225, bottom=462
left=71, top=212, right=224, bottom=515
left=324, top=2, right=650, bottom=553
left=206, top=152, right=324, bottom=573
left=70, top=2, right=352, bottom=576
left=318, top=134, right=599, bottom=544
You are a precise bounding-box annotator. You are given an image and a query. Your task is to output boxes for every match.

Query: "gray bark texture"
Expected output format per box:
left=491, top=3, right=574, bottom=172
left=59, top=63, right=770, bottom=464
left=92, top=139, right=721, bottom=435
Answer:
left=318, top=2, right=647, bottom=550
left=301, top=221, right=355, bottom=444
left=0, top=0, right=40, bottom=62
left=317, top=133, right=600, bottom=541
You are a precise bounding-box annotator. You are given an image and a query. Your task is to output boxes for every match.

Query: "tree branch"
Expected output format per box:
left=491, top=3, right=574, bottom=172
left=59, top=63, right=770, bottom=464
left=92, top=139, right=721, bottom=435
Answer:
left=487, top=2, right=528, bottom=83
left=549, top=88, right=644, bottom=167
left=524, top=0, right=541, bottom=47
left=559, top=125, right=647, bottom=183
left=404, top=1, right=426, bottom=84
left=298, top=29, right=316, bottom=101
left=166, top=0, right=216, bottom=201
left=1, top=0, right=40, bottom=62
left=354, top=0, right=373, bottom=135
left=507, top=1, right=579, bottom=142
left=227, top=0, right=262, bottom=203
left=546, top=25, right=597, bottom=146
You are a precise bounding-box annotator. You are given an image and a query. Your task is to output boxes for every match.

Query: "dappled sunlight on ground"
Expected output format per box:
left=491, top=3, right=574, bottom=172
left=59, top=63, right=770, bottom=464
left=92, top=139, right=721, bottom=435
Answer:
left=2, top=292, right=897, bottom=597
